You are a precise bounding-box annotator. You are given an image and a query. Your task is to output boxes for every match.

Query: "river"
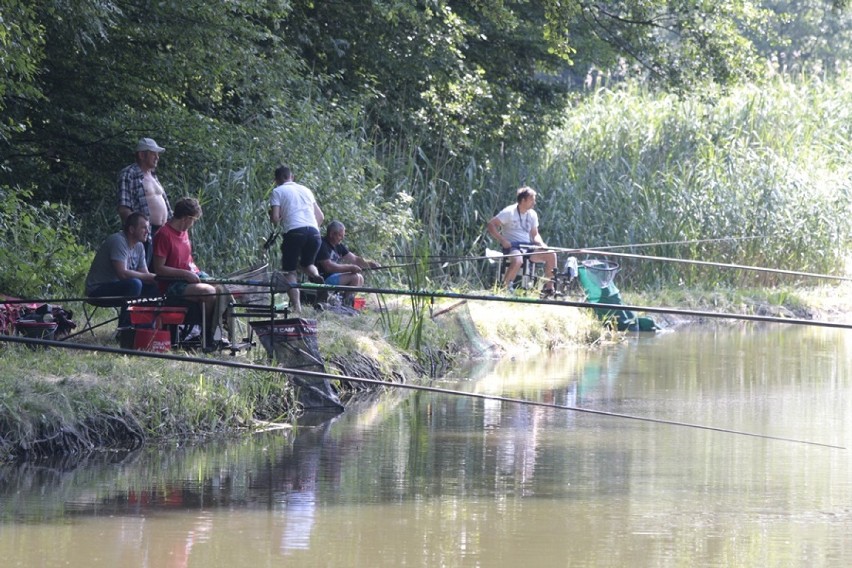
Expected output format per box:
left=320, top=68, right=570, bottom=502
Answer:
left=1, top=324, right=851, bottom=567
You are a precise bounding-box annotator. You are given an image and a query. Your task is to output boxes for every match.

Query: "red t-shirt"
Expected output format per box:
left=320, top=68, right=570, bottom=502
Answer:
left=152, top=222, right=199, bottom=293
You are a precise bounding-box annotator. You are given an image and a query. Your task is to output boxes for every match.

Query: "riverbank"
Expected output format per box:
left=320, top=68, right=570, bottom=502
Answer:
left=1, top=282, right=849, bottom=462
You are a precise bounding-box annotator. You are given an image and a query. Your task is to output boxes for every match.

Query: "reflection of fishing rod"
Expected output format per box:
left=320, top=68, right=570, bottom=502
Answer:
left=0, top=334, right=842, bottom=449
left=536, top=246, right=852, bottom=283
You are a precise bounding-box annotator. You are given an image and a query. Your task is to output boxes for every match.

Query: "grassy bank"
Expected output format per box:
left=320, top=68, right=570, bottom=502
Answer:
left=5, top=274, right=852, bottom=463
left=0, top=293, right=601, bottom=462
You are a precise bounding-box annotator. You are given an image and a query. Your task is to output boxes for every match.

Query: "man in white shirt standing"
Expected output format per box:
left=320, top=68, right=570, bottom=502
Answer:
left=117, top=137, right=171, bottom=267
left=487, top=186, right=558, bottom=296
left=268, top=165, right=325, bottom=314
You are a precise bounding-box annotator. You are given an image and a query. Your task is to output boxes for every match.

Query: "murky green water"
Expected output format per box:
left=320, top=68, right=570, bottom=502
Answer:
left=2, top=325, right=851, bottom=567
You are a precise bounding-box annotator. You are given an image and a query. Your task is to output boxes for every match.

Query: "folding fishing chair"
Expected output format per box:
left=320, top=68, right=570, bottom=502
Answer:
left=488, top=245, right=541, bottom=290
left=67, top=293, right=163, bottom=341
left=74, top=298, right=123, bottom=339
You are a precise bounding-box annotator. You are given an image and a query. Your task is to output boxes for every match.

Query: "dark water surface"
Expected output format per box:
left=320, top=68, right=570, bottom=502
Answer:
left=2, top=325, right=851, bottom=567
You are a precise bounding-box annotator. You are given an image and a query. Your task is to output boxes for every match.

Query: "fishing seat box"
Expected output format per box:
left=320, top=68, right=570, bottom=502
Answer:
left=127, top=306, right=188, bottom=352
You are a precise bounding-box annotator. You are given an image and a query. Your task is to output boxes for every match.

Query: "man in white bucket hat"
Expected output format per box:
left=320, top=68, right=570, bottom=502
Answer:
left=117, top=137, right=172, bottom=267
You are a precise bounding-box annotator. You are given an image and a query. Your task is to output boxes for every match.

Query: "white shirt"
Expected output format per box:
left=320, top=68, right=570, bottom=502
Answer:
left=269, top=181, right=319, bottom=232
left=495, top=204, right=538, bottom=244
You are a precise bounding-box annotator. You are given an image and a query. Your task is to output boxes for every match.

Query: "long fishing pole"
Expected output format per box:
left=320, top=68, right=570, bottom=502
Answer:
left=387, top=235, right=764, bottom=261
left=10, top=281, right=852, bottom=331
left=540, top=246, right=852, bottom=283
left=0, top=333, right=842, bottom=449
left=292, top=282, right=852, bottom=330
left=582, top=235, right=766, bottom=251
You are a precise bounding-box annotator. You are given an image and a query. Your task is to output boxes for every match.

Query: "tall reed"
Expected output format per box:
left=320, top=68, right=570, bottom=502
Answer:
left=379, top=74, right=852, bottom=290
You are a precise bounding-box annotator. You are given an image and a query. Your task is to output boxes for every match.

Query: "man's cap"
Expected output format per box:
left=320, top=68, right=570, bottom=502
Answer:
left=135, top=137, right=165, bottom=153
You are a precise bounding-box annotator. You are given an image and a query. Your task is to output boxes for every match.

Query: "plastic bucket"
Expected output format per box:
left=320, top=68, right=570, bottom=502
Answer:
left=133, top=328, right=171, bottom=352
left=352, top=296, right=366, bottom=310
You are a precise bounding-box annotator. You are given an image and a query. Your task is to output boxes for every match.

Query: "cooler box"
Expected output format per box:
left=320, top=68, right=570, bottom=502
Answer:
left=128, top=306, right=187, bottom=328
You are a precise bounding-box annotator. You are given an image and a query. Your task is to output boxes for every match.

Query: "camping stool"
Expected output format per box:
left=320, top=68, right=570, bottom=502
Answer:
left=74, top=298, right=123, bottom=339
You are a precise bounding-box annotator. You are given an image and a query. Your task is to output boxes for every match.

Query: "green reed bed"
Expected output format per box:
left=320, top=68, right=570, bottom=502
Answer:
left=538, top=77, right=852, bottom=288
left=0, top=346, right=297, bottom=462
left=380, top=75, right=852, bottom=291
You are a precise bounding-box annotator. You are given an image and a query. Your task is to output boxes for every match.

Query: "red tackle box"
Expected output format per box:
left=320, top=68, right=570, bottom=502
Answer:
left=127, top=306, right=187, bottom=328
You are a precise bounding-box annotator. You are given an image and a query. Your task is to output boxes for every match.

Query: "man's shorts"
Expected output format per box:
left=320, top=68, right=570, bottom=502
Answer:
left=324, top=273, right=343, bottom=286
left=502, top=241, right=534, bottom=255
left=165, top=281, right=190, bottom=297
left=280, top=227, right=321, bottom=272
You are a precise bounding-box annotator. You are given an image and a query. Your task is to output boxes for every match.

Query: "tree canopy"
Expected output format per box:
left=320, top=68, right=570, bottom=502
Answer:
left=1, top=0, right=850, bottom=274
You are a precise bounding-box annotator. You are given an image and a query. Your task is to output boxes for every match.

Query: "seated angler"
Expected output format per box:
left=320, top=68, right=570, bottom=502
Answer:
left=85, top=212, right=160, bottom=328
left=486, top=186, right=558, bottom=297
left=151, top=197, right=230, bottom=350
left=315, top=221, right=379, bottom=306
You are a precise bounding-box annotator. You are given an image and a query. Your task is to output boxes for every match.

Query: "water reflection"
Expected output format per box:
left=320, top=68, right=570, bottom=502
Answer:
left=1, top=325, right=852, bottom=567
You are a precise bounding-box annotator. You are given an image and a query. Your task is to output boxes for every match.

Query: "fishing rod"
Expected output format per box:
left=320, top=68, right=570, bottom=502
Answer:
left=294, top=282, right=852, bottom=331
left=538, top=246, right=852, bottom=283
left=10, top=281, right=852, bottom=332
left=0, top=294, right=166, bottom=306
left=351, top=248, right=543, bottom=274
left=262, top=229, right=281, bottom=251
left=583, top=235, right=766, bottom=251
left=387, top=235, right=765, bottom=262
left=0, top=333, right=842, bottom=450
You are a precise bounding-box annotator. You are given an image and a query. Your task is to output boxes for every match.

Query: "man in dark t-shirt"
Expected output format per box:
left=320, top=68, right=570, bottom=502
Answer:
left=315, top=221, right=379, bottom=305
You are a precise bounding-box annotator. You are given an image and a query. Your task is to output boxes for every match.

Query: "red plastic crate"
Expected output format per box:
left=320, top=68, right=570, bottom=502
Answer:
left=128, top=306, right=187, bottom=327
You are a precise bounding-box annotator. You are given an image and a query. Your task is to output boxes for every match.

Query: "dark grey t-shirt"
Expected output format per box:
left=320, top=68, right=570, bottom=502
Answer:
left=85, top=232, right=145, bottom=292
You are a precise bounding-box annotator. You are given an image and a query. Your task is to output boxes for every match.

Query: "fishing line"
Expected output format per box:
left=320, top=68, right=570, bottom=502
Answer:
left=296, top=283, right=852, bottom=331
left=583, top=235, right=766, bottom=251
left=0, top=334, right=842, bottom=449
left=10, top=281, right=852, bottom=332
left=539, top=246, right=852, bottom=283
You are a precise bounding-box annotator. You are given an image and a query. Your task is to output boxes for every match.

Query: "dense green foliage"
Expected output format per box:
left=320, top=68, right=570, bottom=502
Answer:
left=428, top=76, right=852, bottom=288
left=0, top=187, right=92, bottom=297
left=2, top=1, right=852, bottom=297
left=537, top=77, right=852, bottom=287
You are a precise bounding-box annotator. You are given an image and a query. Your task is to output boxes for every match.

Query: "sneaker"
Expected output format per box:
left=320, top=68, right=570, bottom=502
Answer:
left=540, top=287, right=563, bottom=299
left=183, top=325, right=201, bottom=341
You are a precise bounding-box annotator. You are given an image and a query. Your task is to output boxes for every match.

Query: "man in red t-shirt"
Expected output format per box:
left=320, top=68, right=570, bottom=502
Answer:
left=152, top=197, right=228, bottom=350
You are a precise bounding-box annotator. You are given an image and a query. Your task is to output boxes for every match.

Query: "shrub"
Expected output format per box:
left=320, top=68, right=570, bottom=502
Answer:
left=0, top=186, right=92, bottom=298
